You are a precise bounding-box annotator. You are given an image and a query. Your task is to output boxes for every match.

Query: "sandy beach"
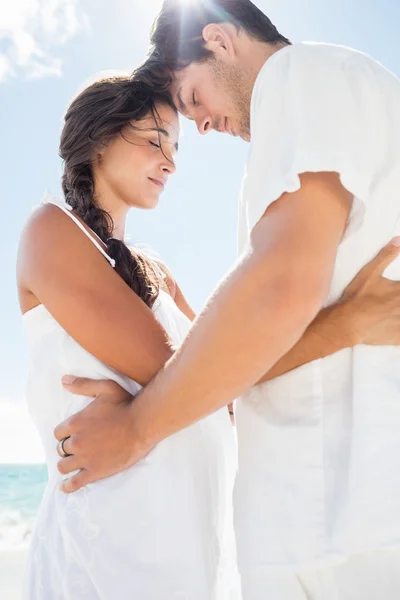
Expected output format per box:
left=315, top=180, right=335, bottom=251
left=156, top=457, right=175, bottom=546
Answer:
left=0, top=549, right=28, bottom=600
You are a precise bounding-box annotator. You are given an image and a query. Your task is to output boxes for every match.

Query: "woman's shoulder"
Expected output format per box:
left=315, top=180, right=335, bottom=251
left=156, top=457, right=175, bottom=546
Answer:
left=17, top=199, right=109, bottom=287
left=21, top=201, right=71, bottom=241
left=21, top=200, right=108, bottom=255
left=17, top=203, right=71, bottom=313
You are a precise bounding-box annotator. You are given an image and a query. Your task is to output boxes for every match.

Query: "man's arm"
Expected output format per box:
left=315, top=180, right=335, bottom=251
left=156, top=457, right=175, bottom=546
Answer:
left=124, top=172, right=352, bottom=441
left=56, top=232, right=400, bottom=491
left=165, top=245, right=400, bottom=388
left=55, top=171, right=355, bottom=489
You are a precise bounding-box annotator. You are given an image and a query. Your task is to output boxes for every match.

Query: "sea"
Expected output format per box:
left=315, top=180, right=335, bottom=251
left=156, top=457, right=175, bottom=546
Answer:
left=0, top=464, right=47, bottom=550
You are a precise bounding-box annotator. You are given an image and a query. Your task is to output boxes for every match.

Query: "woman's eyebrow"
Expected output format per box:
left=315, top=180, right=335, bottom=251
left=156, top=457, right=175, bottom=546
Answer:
left=149, top=127, right=169, bottom=137
left=149, top=127, right=179, bottom=151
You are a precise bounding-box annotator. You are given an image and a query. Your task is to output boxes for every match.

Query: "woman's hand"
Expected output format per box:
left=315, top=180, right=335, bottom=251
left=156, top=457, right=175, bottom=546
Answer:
left=339, top=239, right=400, bottom=345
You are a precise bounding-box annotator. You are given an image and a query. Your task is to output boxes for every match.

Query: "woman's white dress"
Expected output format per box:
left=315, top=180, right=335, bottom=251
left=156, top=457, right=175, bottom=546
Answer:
left=23, top=200, right=239, bottom=599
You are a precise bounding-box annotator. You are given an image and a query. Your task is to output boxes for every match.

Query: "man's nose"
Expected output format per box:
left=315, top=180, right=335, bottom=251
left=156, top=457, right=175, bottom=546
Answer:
left=196, top=115, right=212, bottom=135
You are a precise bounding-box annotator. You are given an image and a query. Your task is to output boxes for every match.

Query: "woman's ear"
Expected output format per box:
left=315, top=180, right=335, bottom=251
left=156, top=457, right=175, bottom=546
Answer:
left=95, top=141, right=108, bottom=164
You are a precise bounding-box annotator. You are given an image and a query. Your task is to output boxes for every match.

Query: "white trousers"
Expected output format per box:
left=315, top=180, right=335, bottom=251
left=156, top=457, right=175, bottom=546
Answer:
left=240, top=551, right=400, bottom=600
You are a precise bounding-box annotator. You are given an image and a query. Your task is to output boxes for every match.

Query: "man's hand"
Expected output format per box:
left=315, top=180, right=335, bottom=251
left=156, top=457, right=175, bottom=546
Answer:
left=339, top=238, right=400, bottom=345
left=55, top=239, right=400, bottom=493
left=54, top=378, right=149, bottom=493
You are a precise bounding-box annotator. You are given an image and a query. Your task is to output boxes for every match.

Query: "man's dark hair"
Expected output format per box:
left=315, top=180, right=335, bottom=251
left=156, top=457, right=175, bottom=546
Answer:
left=135, top=0, right=290, bottom=89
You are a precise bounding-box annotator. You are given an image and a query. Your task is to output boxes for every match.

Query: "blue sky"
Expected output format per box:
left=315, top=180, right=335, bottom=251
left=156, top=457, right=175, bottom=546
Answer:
left=1, top=0, right=399, bottom=462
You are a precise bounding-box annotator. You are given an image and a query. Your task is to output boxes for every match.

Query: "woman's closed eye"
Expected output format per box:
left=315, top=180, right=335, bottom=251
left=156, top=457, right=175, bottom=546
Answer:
left=149, top=140, right=161, bottom=149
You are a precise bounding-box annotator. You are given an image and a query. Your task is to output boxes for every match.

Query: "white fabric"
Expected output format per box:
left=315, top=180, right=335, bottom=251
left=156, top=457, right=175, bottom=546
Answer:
left=23, top=200, right=240, bottom=599
left=240, top=551, right=400, bottom=600
left=235, top=42, right=400, bottom=585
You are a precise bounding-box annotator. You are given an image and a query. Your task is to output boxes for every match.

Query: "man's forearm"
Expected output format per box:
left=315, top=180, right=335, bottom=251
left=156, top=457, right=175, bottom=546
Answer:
left=257, top=302, right=357, bottom=383
left=130, top=252, right=322, bottom=449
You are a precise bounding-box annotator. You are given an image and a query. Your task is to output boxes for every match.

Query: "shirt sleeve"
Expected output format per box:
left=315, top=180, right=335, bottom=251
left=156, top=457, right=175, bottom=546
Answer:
left=243, top=45, right=381, bottom=241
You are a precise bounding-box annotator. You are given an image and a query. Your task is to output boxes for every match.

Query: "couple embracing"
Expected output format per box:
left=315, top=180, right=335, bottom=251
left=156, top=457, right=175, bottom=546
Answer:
left=18, top=1, right=400, bottom=599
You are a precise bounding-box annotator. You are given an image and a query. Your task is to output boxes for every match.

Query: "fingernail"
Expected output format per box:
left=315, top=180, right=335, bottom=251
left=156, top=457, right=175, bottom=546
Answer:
left=391, top=236, right=400, bottom=247
left=62, top=375, right=76, bottom=385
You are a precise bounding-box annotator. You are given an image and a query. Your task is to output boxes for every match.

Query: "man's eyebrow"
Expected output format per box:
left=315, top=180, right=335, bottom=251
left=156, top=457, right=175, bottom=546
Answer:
left=148, top=127, right=179, bottom=151
left=176, top=87, right=194, bottom=122
left=176, top=86, right=187, bottom=115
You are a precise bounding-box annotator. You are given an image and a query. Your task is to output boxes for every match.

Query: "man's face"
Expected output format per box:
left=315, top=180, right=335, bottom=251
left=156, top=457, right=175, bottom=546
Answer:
left=169, top=57, right=253, bottom=142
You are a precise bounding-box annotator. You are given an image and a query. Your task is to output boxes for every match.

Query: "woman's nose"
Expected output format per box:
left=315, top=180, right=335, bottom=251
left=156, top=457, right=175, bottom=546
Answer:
left=162, top=159, right=176, bottom=176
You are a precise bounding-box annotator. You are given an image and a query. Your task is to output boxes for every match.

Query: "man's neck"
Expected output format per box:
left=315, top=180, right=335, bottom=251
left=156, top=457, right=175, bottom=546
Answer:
left=241, top=38, right=290, bottom=82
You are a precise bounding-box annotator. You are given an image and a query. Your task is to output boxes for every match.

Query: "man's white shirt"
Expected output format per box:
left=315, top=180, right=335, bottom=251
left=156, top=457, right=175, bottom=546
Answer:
left=235, top=42, right=400, bottom=575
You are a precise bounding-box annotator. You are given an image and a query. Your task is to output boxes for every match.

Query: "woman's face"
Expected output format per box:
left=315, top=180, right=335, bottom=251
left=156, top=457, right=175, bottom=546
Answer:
left=94, top=102, right=179, bottom=211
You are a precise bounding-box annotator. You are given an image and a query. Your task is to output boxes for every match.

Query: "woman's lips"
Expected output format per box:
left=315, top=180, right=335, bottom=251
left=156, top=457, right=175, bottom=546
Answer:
left=148, top=178, right=165, bottom=189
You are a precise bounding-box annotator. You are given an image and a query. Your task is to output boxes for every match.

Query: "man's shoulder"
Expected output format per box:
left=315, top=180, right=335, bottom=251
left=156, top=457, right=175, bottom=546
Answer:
left=263, top=42, right=370, bottom=76
left=253, top=42, right=377, bottom=105
left=298, top=42, right=379, bottom=71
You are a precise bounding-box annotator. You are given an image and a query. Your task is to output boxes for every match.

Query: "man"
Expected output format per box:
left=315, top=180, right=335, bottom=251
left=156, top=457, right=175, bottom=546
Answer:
left=56, top=1, right=400, bottom=598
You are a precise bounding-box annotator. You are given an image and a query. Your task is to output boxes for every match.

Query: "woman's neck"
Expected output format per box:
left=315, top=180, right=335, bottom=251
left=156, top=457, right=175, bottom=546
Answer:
left=109, top=214, right=127, bottom=242
left=97, top=194, right=128, bottom=242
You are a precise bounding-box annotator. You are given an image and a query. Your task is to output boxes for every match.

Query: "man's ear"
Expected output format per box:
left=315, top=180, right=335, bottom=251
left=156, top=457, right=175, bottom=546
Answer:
left=202, top=23, right=237, bottom=59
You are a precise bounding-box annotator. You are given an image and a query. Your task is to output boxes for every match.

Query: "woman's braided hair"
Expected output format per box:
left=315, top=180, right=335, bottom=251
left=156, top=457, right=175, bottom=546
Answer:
left=60, top=75, right=176, bottom=308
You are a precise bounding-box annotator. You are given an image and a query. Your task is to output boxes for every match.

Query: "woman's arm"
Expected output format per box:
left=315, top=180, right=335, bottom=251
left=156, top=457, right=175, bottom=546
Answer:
left=256, top=239, right=400, bottom=384
left=256, top=304, right=351, bottom=384
left=17, top=205, right=174, bottom=386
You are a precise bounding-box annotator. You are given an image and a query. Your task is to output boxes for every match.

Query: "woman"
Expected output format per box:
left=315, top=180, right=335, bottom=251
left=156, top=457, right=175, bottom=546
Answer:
left=17, top=75, right=239, bottom=599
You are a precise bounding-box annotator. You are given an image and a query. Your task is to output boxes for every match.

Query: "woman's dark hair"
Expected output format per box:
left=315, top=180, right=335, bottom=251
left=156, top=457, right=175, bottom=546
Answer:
left=136, top=0, right=290, bottom=89
left=60, top=75, right=176, bottom=308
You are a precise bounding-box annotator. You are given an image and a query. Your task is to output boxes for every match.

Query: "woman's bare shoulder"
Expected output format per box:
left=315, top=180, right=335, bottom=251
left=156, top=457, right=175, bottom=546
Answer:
left=20, top=203, right=73, bottom=244
left=17, top=202, right=106, bottom=298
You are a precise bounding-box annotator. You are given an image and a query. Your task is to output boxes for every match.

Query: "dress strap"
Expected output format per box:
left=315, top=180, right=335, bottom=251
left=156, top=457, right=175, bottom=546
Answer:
left=43, top=196, right=116, bottom=268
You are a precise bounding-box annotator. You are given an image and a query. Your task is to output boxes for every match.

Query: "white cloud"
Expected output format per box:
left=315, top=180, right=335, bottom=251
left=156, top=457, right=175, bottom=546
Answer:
left=0, top=0, right=88, bottom=82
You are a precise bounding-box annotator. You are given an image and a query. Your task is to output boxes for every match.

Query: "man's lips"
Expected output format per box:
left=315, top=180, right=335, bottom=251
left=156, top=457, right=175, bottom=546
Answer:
left=216, top=118, right=227, bottom=134
left=148, top=177, right=165, bottom=189
left=218, top=117, right=232, bottom=135
left=225, top=118, right=234, bottom=136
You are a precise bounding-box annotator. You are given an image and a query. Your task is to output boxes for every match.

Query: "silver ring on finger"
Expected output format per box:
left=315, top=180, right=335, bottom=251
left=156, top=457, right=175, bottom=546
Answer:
left=58, top=437, right=72, bottom=458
